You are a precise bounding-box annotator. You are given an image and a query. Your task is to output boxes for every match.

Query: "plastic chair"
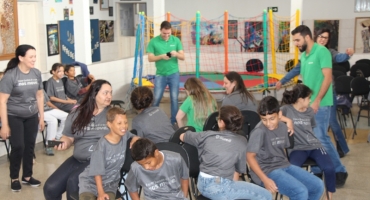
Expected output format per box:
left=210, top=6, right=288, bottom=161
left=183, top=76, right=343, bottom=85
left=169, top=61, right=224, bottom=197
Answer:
left=118, top=137, right=135, bottom=199
left=335, top=61, right=350, bottom=72
left=203, top=111, right=219, bottom=131
left=350, top=77, right=370, bottom=138
left=335, top=75, right=355, bottom=137
left=350, top=63, right=370, bottom=78
left=355, top=59, right=370, bottom=66
left=0, top=137, right=10, bottom=160
left=169, top=126, right=196, bottom=145
left=333, top=64, right=347, bottom=74
left=333, top=70, right=345, bottom=81
left=111, top=100, right=125, bottom=108
left=240, top=110, right=260, bottom=140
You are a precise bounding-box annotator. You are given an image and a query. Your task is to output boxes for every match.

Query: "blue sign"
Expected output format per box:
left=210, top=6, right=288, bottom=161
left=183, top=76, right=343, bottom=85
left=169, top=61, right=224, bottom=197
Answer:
left=59, top=20, right=75, bottom=64
left=90, top=19, right=101, bottom=62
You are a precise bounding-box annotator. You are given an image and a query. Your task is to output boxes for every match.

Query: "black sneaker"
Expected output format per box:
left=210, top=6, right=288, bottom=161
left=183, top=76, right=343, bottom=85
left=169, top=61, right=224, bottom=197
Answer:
left=336, top=172, right=348, bottom=187
left=21, top=177, right=41, bottom=187
left=11, top=180, right=21, bottom=192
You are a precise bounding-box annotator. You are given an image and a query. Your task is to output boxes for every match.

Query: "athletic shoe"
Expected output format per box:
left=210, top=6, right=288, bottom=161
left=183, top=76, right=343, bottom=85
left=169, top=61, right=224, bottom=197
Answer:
left=21, top=177, right=41, bottom=187
left=45, top=147, right=54, bottom=156
left=336, top=172, right=348, bottom=187
left=11, top=180, right=21, bottom=192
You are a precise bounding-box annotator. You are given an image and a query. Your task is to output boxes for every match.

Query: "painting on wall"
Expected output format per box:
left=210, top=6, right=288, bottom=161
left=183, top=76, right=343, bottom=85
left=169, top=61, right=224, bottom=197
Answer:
left=46, top=24, right=59, bottom=56
left=59, top=20, right=75, bottom=64
left=99, top=20, right=114, bottom=42
left=64, top=8, right=69, bottom=20
left=354, top=17, right=370, bottom=53
left=228, top=20, right=238, bottom=39
left=244, top=21, right=263, bottom=52
left=277, top=21, right=290, bottom=53
left=100, top=0, right=108, bottom=10
left=191, top=21, right=224, bottom=45
left=0, top=0, right=19, bottom=60
left=314, top=20, right=339, bottom=51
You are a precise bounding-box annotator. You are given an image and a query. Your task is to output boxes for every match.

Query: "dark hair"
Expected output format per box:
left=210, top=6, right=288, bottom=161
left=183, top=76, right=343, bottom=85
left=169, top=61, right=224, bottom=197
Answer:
left=219, top=105, right=243, bottom=132
left=50, top=63, right=64, bottom=74
left=130, top=86, right=153, bottom=110
left=224, top=71, right=256, bottom=103
left=291, top=25, right=312, bottom=39
left=282, top=84, right=312, bottom=105
left=131, top=138, right=157, bottom=161
left=258, top=96, right=280, bottom=116
left=106, top=107, right=126, bottom=123
left=5, top=44, right=36, bottom=73
left=71, top=79, right=112, bottom=134
left=64, top=64, right=75, bottom=73
left=160, top=21, right=171, bottom=30
left=314, top=28, right=331, bottom=48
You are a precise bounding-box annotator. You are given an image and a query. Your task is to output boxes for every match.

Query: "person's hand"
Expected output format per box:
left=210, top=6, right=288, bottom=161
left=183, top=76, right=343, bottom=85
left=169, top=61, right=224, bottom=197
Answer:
left=286, top=119, right=294, bottom=136
left=262, top=177, right=278, bottom=193
left=0, top=124, right=10, bottom=140
left=170, top=51, right=178, bottom=57
left=275, top=81, right=282, bottom=90
left=346, top=48, right=354, bottom=56
left=310, top=100, right=320, bottom=113
left=88, top=74, right=95, bottom=80
left=54, top=141, right=67, bottom=151
left=161, top=54, right=170, bottom=60
left=39, top=120, right=45, bottom=131
left=97, top=193, right=110, bottom=200
left=130, top=136, right=140, bottom=148
left=68, top=99, right=77, bottom=104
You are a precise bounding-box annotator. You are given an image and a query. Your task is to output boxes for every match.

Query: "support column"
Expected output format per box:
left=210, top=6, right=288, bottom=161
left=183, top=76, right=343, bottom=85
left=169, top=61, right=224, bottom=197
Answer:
left=151, top=0, right=165, bottom=36
left=73, top=0, right=92, bottom=64
left=289, top=0, right=303, bottom=54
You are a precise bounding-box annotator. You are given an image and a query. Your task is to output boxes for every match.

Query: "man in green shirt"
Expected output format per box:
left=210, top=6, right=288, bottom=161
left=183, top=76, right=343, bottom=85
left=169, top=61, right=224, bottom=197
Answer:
left=291, top=25, right=348, bottom=187
left=147, top=21, right=184, bottom=124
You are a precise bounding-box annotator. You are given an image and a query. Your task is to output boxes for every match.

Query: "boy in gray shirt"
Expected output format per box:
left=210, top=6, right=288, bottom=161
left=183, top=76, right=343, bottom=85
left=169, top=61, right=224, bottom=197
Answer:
left=246, top=96, right=324, bottom=200
left=78, top=107, right=139, bottom=200
left=125, top=138, right=189, bottom=200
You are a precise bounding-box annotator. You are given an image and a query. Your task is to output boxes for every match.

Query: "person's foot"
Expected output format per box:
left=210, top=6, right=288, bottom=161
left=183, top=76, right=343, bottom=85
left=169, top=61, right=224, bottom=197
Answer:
left=336, top=172, right=348, bottom=187
left=21, top=177, right=41, bottom=187
left=45, top=147, right=54, bottom=156
left=11, top=179, right=21, bottom=192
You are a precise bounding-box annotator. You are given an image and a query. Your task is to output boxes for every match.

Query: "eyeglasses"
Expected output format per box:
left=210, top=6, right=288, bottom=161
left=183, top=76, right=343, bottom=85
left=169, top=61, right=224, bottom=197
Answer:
left=318, top=35, right=329, bottom=40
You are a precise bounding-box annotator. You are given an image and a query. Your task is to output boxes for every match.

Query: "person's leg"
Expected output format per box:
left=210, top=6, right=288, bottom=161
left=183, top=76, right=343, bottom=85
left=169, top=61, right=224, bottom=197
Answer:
left=79, top=192, right=96, bottom=200
left=22, top=114, right=39, bottom=179
left=106, top=192, right=116, bottom=200
left=197, top=175, right=271, bottom=200
left=43, top=156, right=81, bottom=200
left=153, top=75, right=167, bottom=107
left=311, top=106, right=347, bottom=174
left=267, top=167, right=309, bottom=200
left=66, top=160, right=90, bottom=200
left=330, top=91, right=349, bottom=155
left=47, top=109, right=68, bottom=139
left=44, top=111, right=58, bottom=141
left=8, top=115, right=25, bottom=180
left=288, top=150, right=310, bottom=167
left=310, top=148, right=336, bottom=193
left=167, top=72, right=179, bottom=124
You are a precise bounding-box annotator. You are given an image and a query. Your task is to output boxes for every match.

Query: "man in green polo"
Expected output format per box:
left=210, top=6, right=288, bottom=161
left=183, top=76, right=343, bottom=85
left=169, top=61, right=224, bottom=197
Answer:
left=147, top=21, right=184, bottom=124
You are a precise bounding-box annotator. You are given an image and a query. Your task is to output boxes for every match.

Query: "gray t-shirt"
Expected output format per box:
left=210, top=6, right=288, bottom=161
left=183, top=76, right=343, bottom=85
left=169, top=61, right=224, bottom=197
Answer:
left=184, top=130, right=248, bottom=180
left=43, top=90, right=53, bottom=112
left=247, top=121, right=290, bottom=185
left=46, top=77, right=68, bottom=108
left=222, top=91, right=257, bottom=112
left=63, top=107, right=110, bottom=161
left=79, top=132, right=134, bottom=195
left=132, top=107, right=174, bottom=144
left=65, top=77, right=87, bottom=102
left=125, top=150, right=189, bottom=200
left=281, top=105, right=322, bottom=151
left=0, top=67, right=43, bottom=117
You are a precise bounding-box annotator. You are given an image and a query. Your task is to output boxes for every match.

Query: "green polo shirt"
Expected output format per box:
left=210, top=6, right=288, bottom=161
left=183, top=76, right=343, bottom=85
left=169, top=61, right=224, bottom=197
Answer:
left=300, top=43, right=333, bottom=106
left=147, top=35, right=183, bottom=76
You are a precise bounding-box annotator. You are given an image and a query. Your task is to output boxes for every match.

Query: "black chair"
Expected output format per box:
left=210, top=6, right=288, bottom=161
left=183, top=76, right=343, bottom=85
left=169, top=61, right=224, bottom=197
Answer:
left=335, top=61, right=350, bottom=72
left=41, top=122, right=48, bottom=148
left=350, top=77, right=370, bottom=138
left=333, top=70, right=345, bottom=81
left=43, top=80, right=48, bottom=92
left=111, top=100, right=125, bottom=108
left=335, top=75, right=355, bottom=136
left=0, top=137, right=10, bottom=160
left=240, top=110, right=260, bottom=140
left=356, top=59, right=370, bottom=66
left=169, top=126, right=196, bottom=145
left=119, top=138, right=135, bottom=200
left=203, top=111, right=219, bottom=131
left=333, top=64, right=347, bottom=74
left=350, top=63, right=370, bottom=78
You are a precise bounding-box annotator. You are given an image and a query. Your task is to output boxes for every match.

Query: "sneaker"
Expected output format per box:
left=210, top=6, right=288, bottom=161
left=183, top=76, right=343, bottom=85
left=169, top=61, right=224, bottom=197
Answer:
left=336, top=172, right=348, bottom=187
left=45, top=147, right=54, bottom=156
left=11, top=180, right=21, bottom=192
left=21, top=177, right=41, bottom=187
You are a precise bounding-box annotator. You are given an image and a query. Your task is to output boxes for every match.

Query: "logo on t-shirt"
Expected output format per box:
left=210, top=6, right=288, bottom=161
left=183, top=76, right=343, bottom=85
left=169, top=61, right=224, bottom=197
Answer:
left=215, top=135, right=231, bottom=142
left=16, top=79, right=39, bottom=87
left=145, top=175, right=178, bottom=191
left=308, top=61, right=314, bottom=64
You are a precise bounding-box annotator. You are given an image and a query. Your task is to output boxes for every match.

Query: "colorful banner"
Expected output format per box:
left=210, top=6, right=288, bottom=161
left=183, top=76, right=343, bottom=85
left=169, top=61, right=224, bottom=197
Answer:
left=59, top=20, right=75, bottom=64
left=90, top=19, right=101, bottom=62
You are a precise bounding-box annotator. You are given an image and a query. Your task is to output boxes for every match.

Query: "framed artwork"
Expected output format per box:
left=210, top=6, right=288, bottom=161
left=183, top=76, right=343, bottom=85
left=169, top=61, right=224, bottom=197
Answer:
left=64, top=8, right=69, bottom=20
left=314, top=20, right=340, bottom=51
left=191, top=21, right=224, bottom=45
left=277, top=21, right=290, bottom=53
left=90, top=6, right=93, bottom=15
left=100, top=0, right=108, bottom=10
left=354, top=17, right=370, bottom=53
left=99, top=20, right=114, bottom=42
left=46, top=24, right=59, bottom=56
left=228, top=20, right=238, bottom=39
left=109, top=6, right=113, bottom=16
left=244, top=21, right=263, bottom=52
left=0, top=0, right=19, bottom=60
left=93, top=0, right=98, bottom=4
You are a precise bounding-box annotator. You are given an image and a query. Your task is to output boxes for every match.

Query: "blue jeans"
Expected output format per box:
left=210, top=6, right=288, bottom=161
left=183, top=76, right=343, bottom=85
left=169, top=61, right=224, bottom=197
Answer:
left=290, top=149, right=336, bottom=192
left=153, top=72, right=179, bottom=124
left=266, top=165, right=324, bottom=200
left=311, top=106, right=347, bottom=174
left=330, top=91, right=350, bottom=154
left=197, top=174, right=272, bottom=200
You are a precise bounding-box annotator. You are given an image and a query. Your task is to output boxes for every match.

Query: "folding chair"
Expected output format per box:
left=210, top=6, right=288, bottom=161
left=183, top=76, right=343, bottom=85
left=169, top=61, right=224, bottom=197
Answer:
left=169, top=126, right=195, bottom=145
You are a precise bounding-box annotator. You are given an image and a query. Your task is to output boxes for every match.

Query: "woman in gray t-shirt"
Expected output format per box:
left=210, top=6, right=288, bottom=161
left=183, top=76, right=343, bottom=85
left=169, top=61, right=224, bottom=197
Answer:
left=180, top=106, right=271, bottom=200
left=43, top=80, right=113, bottom=200
left=0, top=44, right=45, bottom=192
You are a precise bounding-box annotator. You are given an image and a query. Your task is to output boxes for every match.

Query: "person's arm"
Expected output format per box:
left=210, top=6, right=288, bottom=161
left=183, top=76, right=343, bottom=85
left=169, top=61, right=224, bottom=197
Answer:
left=36, top=90, right=45, bottom=131
left=170, top=50, right=185, bottom=61
left=46, top=101, right=59, bottom=109
left=181, top=178, right=189, bottom=197
left=66, top=97, right=77, bottom=104
left=0, top=93, right=10, bottom=140
left=95, top=175, right=109, bottom=200
left=129, top=136, right=140, bottom=148
left=128, top=192, right=140, bottom=200
left=331, top=48, right=353, bottom=63
left=176, top=110, right=186, bottom=128
left=246, top=152, right=278, bottom=193
left=55, top=135, right=74, bottom=150
left=276, top=63, right=301, bottom=90
left=279, top=115, right=294, bottom=135
left=311, top=68, right=332, bottom=113
left=233, top=172, right=240, bottom=181
left=148, top=53, right=169, bottom=62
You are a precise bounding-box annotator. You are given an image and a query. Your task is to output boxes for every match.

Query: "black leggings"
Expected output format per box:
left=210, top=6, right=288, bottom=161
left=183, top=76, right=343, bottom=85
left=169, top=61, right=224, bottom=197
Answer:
left=8, top=113, right=39, bottom=179
left=43, top=156, right=90, bottom=200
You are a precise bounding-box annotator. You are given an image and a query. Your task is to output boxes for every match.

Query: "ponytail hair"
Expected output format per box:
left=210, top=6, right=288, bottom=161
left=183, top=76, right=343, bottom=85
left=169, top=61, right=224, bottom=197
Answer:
left=282, top=84, right=312, bottom=105
left=5, top=44, right=36, bottom=73
left=219, top=105, right=243, bottom=132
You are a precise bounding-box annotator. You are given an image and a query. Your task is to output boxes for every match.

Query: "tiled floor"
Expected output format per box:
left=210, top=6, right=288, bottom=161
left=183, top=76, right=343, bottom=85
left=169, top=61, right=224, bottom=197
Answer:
left=0, top=102, right=369, bottom=200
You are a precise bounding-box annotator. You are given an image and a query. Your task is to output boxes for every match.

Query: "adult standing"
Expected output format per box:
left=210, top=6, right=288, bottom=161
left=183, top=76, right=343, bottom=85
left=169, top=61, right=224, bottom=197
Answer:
left=291, top=25, right=348, bottom=186
left=147, top=21, right=184, bottom=124
left=44, top=80, right=114, bottom=200
left=0, top=44, right=45, bottom=192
